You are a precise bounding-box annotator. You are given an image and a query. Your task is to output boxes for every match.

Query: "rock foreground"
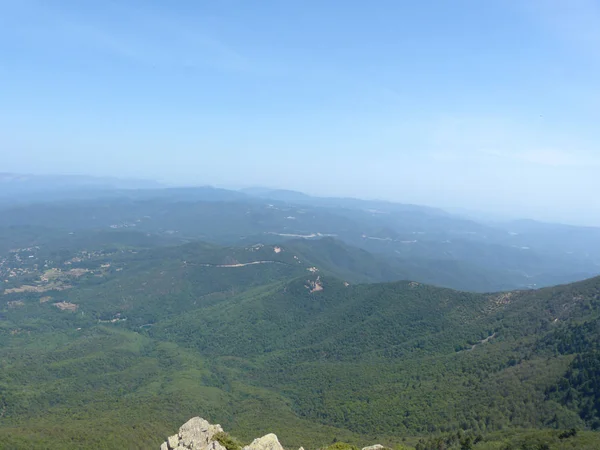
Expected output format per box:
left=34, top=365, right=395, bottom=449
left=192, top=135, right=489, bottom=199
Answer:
left=160, top=417, right=284, bottom=450
left=161, top=417, right=384, bottom=450
left=160, top=417, right=224, bottom=450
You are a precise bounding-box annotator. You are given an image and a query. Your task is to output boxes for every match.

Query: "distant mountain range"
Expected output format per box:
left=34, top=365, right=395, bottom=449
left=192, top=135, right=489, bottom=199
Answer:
left=1, top=176, right=599, bottom=292
left=240, top=186, right=451, bottom=216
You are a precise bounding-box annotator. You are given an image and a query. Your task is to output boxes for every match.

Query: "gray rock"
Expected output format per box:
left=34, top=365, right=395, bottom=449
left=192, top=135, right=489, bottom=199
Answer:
left=362, top=445, right=386, bottom=450
left=161, top=417, right=286, bottom=450
left=243, top=433, right=284, bottom=450
left=207, top=441, right=227, bottom=450
left=168, top=434, right=180, bottom=449
left=178, top=417, right=224, bottom=450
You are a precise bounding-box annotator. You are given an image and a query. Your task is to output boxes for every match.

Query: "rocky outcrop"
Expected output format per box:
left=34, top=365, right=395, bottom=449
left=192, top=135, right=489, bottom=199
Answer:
left=242, top=434, right=284, bottom=450
left=161, top=417, right=225, bottom=450
left=162, top=417, right=381, bottom=450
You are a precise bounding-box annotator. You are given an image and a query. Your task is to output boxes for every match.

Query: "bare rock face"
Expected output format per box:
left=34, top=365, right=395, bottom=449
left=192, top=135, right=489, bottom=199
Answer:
left=242, top=434, right=284, bottom=450
left=164, top=417, right=385, bottom=450
left=210, top=442, right=228, bottom=450
left=362, top=445, right=386, bottom=450
left=161, top=417, right=286, bottom=450
left=168, top=435, right=179, bottom=449
left=161, top=417, right=224, bottom=450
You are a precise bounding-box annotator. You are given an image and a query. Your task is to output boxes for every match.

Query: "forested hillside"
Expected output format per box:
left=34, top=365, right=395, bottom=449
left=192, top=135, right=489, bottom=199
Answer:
left=1, top=226, right=599, bottom=448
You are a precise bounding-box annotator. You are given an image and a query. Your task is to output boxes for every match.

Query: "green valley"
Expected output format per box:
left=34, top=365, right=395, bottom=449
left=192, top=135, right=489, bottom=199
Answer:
left=1, top=228, right=599, bottom=448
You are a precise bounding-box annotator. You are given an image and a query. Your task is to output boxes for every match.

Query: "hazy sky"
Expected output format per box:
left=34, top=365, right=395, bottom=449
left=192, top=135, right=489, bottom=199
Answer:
left=1, top=0, right=599, bottom=225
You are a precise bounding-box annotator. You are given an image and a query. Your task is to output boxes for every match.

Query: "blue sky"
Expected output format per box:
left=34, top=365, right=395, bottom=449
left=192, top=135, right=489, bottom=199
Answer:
left=1, top=0, right=599, bottom=225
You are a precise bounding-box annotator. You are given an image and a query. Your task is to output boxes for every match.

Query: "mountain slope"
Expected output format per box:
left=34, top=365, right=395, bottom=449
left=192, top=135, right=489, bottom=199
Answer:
left=1, top=233, right=600, bottom=448
left=149, top=274, right=600, bottom=435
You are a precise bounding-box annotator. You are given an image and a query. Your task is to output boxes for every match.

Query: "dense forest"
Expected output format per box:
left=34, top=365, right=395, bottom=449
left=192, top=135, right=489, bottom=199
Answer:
left=0, top=224, right=599, bottom=448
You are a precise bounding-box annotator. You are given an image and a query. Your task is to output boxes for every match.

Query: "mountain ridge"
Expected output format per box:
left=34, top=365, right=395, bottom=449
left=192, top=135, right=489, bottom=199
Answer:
left=1, top=192, right=600, bottom=448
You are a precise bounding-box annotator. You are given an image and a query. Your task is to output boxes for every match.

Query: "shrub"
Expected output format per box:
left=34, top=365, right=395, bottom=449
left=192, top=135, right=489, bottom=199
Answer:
left=214, top=431, right=243, bottom=450
left=323, top=443, right=359, bottom=450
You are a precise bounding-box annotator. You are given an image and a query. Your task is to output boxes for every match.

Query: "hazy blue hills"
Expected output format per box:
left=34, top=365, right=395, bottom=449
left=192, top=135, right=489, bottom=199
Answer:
left=240, top=186, right=451, bottom=215
left=0, top=182, right=598, bottom=292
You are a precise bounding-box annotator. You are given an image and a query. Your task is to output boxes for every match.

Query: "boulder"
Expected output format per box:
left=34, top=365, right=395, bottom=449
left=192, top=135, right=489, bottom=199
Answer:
left=180, top=417, right=224, bottom=449
left=160, top=417, right=284, bottom=450
left=167, top=434, right=179, bottom=449
left=242, top=433, right=284, bottom=450
left=160, top=417, right=224, bottom=450
left=207, top=441, right=227, bottom=450
left=362, top=445, right=386, bottom=450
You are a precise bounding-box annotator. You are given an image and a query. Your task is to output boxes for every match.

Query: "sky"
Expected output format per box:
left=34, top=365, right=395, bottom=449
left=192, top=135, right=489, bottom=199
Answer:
left=1, top=0, right=599, bottom=225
